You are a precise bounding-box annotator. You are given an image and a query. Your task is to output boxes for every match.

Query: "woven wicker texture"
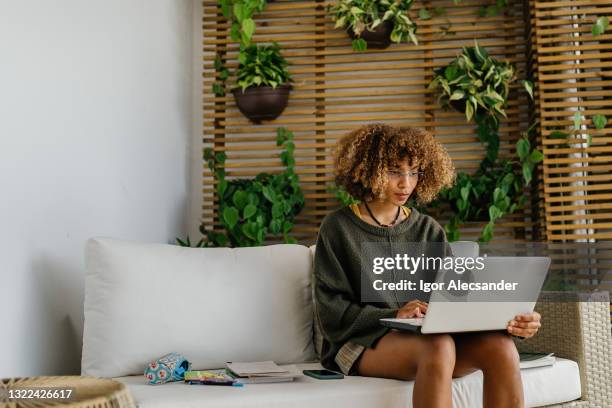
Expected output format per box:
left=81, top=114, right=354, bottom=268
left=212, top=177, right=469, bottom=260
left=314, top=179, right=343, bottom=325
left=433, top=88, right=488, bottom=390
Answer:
left=515, top=292, right=612, bottom=407
left=0, top=376, right=136, bottom=408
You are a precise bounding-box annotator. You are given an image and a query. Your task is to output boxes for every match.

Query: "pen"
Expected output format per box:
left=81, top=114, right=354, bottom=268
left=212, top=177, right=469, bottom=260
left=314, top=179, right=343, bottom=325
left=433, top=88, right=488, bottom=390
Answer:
left=186, top=380, right=243, bottom=387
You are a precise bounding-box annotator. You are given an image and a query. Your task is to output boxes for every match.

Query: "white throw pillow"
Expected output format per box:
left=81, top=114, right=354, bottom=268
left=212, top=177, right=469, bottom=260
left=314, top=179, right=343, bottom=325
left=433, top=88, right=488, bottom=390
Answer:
left=82, top=238, right=316, bottom=378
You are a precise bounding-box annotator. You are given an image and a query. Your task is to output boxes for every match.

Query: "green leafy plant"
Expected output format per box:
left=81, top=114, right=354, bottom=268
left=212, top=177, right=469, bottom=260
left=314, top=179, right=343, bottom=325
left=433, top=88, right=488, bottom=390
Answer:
left=176, top=236, right=207, bottom=248
left=438, top=125, right=542, bottom=243
left=418, top=5, right=446, bottom=21
left=233, top=42, right=293, bottom=91
left=592, top=16, right=609, bottom=36
left=212, top=53, right=230, bottom=97
left=327, top=183, right=361, bottom=206
left=429, top=42, right=541, bottom=242
left=548, top=113, right=607, bottom=148
left=592, top=114, right=608, bottom=130
left=217, top=0, right=293, bottom=97
left=201, top=127, right=304, bottom=247
left=428, top=41, right=531, bottom=124
left=218, top=0, right=266, bottom=46
left=477, top=0, right=508, bottom=17
left=327, top=0, right=418, bottom=51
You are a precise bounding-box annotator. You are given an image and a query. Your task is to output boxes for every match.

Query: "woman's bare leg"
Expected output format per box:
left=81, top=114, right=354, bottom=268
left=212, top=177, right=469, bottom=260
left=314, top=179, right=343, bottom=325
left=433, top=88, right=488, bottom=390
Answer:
left=355, top=330, right=523, bottom=408
left=452, top=331, right=524, bottom=408
left=356, top=331, right=455, bottom=408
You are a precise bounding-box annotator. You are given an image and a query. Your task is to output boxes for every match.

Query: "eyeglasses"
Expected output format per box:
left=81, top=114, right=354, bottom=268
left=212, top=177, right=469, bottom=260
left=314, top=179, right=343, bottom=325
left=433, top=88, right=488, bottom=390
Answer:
left=386, top=170, right=424, bottom=180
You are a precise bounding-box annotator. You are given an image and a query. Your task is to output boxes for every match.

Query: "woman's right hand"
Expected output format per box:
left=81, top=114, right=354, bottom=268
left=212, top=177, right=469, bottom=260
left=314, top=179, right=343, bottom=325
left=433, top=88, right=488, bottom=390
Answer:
left=396, top=300, right=428, bottom=318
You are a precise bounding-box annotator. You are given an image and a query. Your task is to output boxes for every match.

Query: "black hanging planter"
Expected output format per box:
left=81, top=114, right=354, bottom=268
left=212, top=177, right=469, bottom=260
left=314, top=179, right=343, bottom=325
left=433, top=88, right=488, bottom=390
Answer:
left=232, top=84, right=291, bottom=124
left=348, top=19, right=394, bottom=49
left=449, top=99, right=467, bottom=114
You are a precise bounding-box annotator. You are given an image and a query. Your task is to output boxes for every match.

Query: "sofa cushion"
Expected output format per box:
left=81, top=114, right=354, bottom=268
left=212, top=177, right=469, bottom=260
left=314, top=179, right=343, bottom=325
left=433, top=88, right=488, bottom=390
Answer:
left=82, top=238, right=316, bottom=378
left=115, top=358, right=581, bottom=408
left=308, top=245, right=323, bottom=360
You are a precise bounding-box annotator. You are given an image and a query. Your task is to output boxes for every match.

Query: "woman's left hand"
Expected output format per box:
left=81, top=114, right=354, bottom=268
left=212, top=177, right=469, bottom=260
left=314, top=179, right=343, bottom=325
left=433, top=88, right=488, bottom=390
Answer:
left=507, top=311, right=541, bottom=339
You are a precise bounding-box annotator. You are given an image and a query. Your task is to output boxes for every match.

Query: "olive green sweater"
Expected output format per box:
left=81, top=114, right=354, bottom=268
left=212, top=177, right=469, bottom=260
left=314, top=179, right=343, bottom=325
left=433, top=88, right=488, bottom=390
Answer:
left=313, top=206, right=450, bottom=372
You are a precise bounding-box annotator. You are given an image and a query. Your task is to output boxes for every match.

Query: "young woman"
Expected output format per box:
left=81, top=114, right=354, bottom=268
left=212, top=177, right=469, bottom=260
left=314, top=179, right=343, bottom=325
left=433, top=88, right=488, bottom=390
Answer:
left=313, top=123, right=541, bottom=408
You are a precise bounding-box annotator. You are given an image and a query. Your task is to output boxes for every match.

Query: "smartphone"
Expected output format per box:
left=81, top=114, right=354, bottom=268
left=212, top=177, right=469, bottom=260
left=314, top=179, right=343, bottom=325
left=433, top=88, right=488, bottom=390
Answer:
left=303, top=369, right=344, bottom=380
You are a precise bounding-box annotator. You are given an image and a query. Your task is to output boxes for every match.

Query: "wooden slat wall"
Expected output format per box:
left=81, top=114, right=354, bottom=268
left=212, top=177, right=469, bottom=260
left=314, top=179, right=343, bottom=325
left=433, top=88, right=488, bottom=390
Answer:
left=529, top=0, right=612, bottom=318
left=202, top=0, right=537, bottom=245
left=531, top=0, right=612, bottom=241
left=524, top=0, right=548, bottom=242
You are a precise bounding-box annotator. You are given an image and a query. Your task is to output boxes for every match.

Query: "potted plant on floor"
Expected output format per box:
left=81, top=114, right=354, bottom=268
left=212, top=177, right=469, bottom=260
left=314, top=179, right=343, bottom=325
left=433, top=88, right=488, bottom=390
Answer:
left=231, top=42, right=293, bottom=123
left=328, top=0, right=418, bottom=51
left=428, top=41, right=540, bottom=242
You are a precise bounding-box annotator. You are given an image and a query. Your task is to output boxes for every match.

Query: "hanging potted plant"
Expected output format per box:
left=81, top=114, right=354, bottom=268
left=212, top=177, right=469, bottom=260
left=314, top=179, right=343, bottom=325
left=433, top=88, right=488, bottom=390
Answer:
left=328, top=0, right=418, bottom=51
left=427, top=41, right=529, bottom=123
left=231, top=42, right=293, bottom=123
left=428, top=41, right=540, bottom=242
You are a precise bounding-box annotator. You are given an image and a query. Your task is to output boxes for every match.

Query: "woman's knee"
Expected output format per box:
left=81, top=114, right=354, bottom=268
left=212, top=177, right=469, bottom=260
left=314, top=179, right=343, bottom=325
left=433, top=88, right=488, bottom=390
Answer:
left=474, top=332, right=520, bottom=370
left=418, top=334, right=456, bottom=370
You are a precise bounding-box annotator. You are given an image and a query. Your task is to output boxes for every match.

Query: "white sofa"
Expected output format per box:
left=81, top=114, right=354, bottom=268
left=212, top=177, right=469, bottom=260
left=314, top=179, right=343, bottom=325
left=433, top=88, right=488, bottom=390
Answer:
left=81, top=238, right=611, bottom=407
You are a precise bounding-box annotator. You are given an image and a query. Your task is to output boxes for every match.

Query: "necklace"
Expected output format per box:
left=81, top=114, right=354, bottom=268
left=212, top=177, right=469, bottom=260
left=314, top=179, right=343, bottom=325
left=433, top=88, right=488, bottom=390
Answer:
left=364, top=202, right=400, bottom=227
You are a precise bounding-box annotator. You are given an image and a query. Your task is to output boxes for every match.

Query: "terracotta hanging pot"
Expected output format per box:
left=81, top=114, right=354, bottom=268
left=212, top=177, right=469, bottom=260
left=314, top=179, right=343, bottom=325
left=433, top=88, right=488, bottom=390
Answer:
left=232, top=84, right=291, bottom=124
left=348, top=19, right=394, bottom=49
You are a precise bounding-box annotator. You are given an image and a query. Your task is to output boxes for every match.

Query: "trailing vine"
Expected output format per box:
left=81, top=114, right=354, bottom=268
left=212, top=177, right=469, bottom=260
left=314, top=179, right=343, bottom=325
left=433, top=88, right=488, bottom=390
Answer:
left=429, top=42, right=541, bottom=242
left=195, top=127, right=304, bottom=247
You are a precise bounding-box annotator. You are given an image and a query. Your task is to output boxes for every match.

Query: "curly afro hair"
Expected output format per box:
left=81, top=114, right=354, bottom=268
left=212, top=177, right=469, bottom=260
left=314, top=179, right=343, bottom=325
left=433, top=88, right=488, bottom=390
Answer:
left=333, top=123, right=455, bottom=205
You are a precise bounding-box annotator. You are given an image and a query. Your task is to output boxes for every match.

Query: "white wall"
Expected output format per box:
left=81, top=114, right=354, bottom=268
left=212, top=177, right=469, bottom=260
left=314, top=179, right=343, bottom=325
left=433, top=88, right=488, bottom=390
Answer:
left=0, top=0, right=195, bottom=376
left=189, top=0, right=205, bottom=242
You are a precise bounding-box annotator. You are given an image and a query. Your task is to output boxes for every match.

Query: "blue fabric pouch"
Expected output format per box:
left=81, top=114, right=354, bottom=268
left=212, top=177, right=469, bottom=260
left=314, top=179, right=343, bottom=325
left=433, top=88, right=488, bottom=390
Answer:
left=144, top=352, right=190, bottom=385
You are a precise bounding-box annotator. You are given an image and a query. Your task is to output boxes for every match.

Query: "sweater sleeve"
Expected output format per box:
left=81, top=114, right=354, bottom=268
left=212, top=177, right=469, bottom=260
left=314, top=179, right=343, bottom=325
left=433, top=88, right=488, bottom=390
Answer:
left=313, top=230, right=398, bottom=348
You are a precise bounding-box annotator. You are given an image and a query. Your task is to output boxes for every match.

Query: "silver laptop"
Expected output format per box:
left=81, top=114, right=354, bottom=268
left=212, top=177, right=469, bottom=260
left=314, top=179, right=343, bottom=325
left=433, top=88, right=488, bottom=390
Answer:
left=380, top=256, right=550, bottom=334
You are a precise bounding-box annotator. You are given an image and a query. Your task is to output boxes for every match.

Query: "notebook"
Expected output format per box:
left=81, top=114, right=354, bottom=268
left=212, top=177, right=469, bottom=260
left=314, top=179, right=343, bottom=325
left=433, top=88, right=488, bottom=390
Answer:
left=519, top=352, right=555, bottom=369
left=225, top=361, right=301, bottom=384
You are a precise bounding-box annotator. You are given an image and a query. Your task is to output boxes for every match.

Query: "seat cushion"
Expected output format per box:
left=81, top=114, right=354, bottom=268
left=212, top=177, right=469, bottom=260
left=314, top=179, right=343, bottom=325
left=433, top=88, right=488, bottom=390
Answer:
left=82, top=238, right=316, bottom=378
left=116, top=358, right=581, bottom=408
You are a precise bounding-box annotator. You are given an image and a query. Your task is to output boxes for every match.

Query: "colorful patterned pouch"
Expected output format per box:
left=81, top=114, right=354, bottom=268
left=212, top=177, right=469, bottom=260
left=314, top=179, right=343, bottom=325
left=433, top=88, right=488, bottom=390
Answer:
left=144, top=352, right=191, bottom=385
